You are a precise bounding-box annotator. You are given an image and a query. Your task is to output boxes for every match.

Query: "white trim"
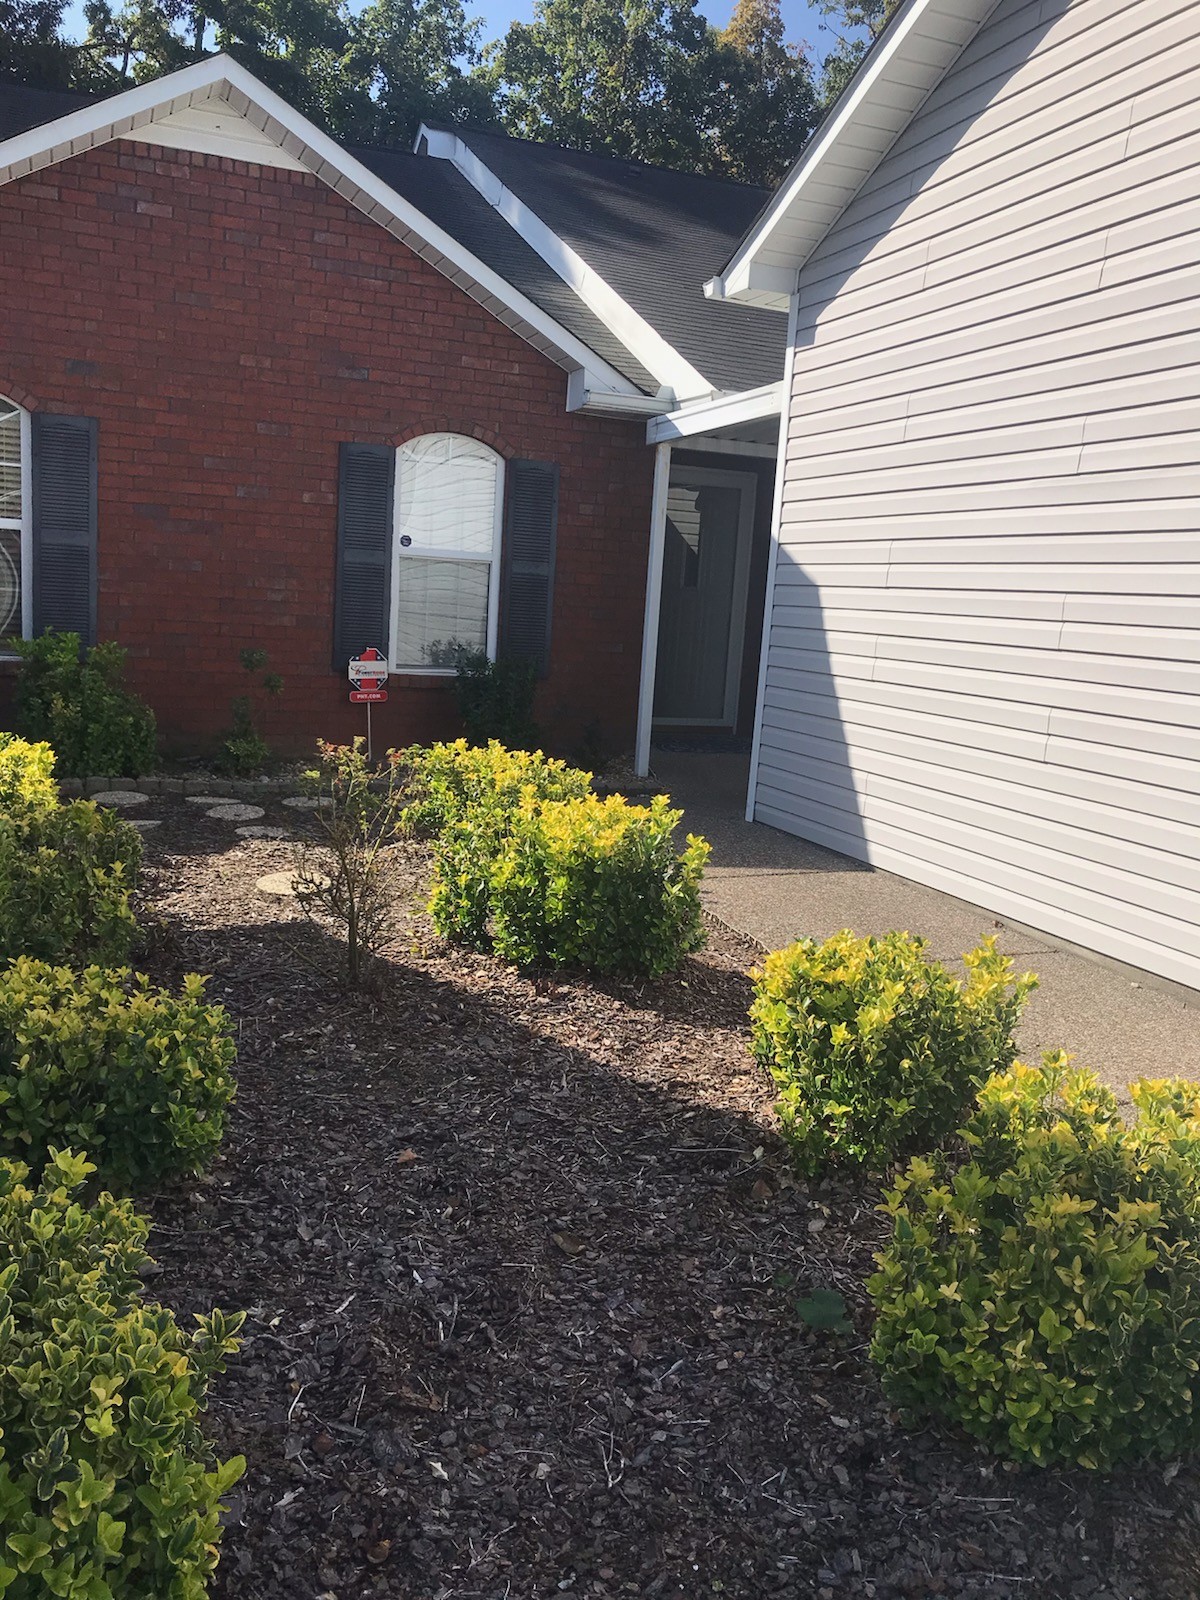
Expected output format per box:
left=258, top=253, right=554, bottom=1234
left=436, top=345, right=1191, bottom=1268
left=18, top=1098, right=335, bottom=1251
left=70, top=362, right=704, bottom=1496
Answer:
left=646, top=380, right=782, bottom=444
left=419, top=122, right=713, bottom=403
left=745, top=294, right=799, bottom=822
left=671, top=438, right=776, bottom=460
left=0, top=56, right=643, bottom=405
left=634, top=442, right=673, bottom=777
left=709, top=0, right=999, bottom=308
left=0, top=397, right=31, bottom=643
left=565, top=372, right=672, bottom=417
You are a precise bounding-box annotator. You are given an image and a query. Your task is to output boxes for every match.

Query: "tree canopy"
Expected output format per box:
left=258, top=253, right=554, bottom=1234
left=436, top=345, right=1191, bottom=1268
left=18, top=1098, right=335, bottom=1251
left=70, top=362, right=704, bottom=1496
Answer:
left=0, top=0, right=873, bottom=185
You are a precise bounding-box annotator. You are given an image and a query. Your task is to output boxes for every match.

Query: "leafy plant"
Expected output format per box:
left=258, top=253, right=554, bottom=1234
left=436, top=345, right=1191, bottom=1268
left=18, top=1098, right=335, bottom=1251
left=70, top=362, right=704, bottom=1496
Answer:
left=0, top=958, right=236, bottom=1189
left=750, top=931, right=1035, bottom=1175
left=14, top=632, right=156, bottom=779
left=467, top=792, right=710, bottom=975
left=0, top=1147, right=244, bottom=1597
left=0, top=734, right=59, bottom=818
left=794, top=1288, right=852, bottom=1333
left=869, top=1055, right=1200, bottom=1469
left=0, top=799, right=141, bottom=967
left=399, top=738, right=592, bottom=838
left=293, top=739, right=408, bottom=988
left=216, top=648, right=284, bottom=777
left=446, top=646, right=539, bottom=749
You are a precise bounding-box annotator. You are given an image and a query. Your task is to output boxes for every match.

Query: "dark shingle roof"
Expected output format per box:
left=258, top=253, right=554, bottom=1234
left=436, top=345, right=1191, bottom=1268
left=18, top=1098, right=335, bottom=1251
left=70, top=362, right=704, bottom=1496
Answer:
left=0, top=81, right=97, bottom=141
left=437, top=126, right=788, bottom=393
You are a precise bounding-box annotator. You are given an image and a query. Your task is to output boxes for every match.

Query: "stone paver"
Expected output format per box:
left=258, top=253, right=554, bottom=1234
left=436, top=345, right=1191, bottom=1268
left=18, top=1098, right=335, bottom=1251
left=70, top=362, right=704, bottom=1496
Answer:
left=237, top=825, right=290, bottom=839
left=185, top=795, right=229, bottom=806
left=90, top=790, right=150, bottom=808
left=131, top=818, right=162, bottom=830
left=207, top=803, right=266, bottom=822
left=281, top=795, right=322, bottom=810
left=256, top=868, right=327, bottom=898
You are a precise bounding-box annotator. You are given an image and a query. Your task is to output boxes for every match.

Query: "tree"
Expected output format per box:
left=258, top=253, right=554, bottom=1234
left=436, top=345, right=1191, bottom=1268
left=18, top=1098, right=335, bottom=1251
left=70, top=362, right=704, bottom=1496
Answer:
left=0, top=0, right=77, bottom=87
left=711, top=0, right=818, bottom=186
left=816, top=0, right=898, bottom=106
left=345, top=0, right=496, bottom=145
left=484, top=0, right=723, bottom=173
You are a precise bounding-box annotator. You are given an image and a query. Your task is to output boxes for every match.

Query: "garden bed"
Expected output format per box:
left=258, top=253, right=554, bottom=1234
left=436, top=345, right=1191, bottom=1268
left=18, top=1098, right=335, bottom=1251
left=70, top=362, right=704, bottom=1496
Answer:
left=132, top=798, right=1197, bottom=1600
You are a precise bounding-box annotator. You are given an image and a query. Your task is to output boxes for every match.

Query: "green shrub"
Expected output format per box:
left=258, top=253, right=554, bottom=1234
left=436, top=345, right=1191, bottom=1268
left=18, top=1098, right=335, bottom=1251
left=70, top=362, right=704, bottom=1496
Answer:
left=0, top=800, right=141, bottom=967
left=443, top=646, right=538, bottom=749
left=15, top=633, right=156, bottom=779
left=0, top=1147, right=244, bottom=1598
left=0, top=734, right=59, bottom=818
left=750, top=931, right=1035, bottom=1175
left=482, top=792, right=710, bottom=975
left=0, top=958, right=236, bottom=1190
left=216, top=648, right=284, bottom=777
left=399, top=739, right=592, bottom=838
left=868, top=1055, right=1200, bottom=1469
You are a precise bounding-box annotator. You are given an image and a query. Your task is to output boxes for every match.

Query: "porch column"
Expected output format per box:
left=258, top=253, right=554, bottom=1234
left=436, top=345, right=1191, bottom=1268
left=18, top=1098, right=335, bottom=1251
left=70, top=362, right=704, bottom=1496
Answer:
left=634, top=441, right=672, bottom=777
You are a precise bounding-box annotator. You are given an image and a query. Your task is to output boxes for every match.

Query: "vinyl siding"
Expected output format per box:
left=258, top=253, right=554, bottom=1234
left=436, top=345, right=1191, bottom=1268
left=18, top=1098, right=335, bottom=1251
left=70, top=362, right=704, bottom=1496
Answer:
left=756, top=0, right=1200, bottom=988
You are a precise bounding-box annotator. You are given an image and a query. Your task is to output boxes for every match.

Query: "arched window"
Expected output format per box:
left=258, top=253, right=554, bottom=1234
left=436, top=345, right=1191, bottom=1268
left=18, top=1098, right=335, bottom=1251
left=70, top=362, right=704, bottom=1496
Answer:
left=392, top=433, right=504, bottom=672
left=0, top=396, right=30, bottom=643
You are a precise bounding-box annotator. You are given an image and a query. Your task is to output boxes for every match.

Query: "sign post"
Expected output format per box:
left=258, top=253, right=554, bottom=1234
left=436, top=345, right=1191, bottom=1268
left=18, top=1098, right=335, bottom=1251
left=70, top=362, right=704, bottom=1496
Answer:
left=348, top=647, right=389, bottom=762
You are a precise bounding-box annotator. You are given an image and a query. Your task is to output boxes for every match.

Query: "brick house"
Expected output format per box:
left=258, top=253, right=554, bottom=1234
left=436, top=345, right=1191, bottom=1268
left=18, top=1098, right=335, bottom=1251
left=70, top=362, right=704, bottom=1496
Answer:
left=0, top=58, right=783, bottom=758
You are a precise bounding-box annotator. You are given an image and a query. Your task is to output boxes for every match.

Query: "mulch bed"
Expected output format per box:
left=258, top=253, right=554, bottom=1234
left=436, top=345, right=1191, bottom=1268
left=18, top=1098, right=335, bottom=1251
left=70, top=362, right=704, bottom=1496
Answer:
left=128, top=798, right=1199, bottom=1600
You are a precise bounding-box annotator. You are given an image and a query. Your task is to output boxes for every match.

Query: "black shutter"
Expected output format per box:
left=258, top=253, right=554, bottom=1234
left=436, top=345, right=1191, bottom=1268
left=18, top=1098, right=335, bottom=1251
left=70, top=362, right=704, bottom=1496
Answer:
left=31, top=413, right=98, bottom=646
left=333, top=442, right=394, bottom=668
left=500, top=459, right=558, bottom=678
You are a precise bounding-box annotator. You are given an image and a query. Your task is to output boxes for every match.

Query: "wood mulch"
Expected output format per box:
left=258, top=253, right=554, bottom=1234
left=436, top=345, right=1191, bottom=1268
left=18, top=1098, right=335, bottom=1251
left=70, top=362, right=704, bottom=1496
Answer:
left=128, top=798, right=1199, bottom=1600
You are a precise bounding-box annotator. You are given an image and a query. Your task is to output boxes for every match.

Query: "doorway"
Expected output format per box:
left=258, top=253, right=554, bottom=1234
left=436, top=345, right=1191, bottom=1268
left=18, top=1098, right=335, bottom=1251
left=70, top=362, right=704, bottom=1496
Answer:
left=652, top=465, right=756, bottom=728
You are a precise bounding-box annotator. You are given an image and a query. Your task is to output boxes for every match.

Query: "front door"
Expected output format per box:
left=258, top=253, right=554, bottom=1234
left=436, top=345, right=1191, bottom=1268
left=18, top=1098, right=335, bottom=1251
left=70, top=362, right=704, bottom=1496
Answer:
left=653, top=467, right=755, bottom=726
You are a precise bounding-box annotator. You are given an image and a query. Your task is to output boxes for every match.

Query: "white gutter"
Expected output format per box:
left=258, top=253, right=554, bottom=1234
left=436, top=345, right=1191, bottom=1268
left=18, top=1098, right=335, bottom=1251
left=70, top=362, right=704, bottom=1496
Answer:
left=645, top=381, right=782, bottom=444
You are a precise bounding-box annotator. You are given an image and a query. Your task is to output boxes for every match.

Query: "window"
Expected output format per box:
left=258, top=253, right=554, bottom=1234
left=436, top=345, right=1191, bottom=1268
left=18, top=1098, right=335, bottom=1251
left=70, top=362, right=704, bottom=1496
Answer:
left=391, top=433, right=504, bottom=672
left=0, top=396, right=30, bottom=642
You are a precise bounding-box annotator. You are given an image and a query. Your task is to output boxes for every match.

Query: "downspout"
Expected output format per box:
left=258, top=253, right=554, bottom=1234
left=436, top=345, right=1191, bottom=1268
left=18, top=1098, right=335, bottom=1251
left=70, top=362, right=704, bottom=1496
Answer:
left=634, top=441, right=673, bottom=778
left=744, top=292, right=800, bottom=822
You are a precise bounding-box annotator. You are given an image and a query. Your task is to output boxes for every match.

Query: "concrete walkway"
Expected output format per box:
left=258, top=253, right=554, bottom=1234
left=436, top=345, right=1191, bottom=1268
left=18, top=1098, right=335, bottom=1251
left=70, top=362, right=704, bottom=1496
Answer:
left=652, top=751, right=1198, bottom=1100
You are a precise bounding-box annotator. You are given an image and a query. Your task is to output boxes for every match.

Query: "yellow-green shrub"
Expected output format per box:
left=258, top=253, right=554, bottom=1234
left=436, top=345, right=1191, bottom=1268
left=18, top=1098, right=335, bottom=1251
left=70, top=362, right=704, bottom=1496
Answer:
left=0, top=799, right=141, bottom=967
left=0, top=1148, right=244, bottom=1598
left=0, top=959, right=236, bottom=1190
left=398, top=738, right=592, bottom=837
left=481, top=793, right=710, bottom=975
left=869, top=1055, right=1200, bottom=1469
left=0, top=734, right=58, bottom=818
left=750, top=931, right=1035, bottom=1174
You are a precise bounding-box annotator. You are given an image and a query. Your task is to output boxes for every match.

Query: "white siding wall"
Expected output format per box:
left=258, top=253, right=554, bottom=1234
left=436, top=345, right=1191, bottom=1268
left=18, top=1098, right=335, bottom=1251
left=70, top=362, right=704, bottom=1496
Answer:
left=756, top=0, right=1200, bottom=988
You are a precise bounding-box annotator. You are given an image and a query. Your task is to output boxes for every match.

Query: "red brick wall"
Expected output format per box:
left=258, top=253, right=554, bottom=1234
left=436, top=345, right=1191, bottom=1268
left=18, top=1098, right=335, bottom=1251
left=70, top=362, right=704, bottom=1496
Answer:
left=0, top=141, right=654, bottom=759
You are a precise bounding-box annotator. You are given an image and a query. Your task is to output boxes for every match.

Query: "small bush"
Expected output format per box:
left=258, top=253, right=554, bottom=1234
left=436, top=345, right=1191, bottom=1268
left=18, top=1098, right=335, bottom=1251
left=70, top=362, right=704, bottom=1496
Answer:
left=0, top=733, right=59, bottom=817
left=869, top=1056, right=1200, bottom=1469
left=750, top=931, right=1035, bottom=1175
left=482, top=792, right=710, bottom=975
left=447, top=646, right=538, bottom=749
left=217, top=648, right=284, bottom=777
left=399, top=739, right=592, bottom=838
left=0, top=799, right=141, bottom=967
left=0, top=958, right=236, bottom=1189
left=0, top=1147, right=244, bottom=1597
left=15, top=632, right=156, bottom=778
left=294, top=739, right=407, bottom=988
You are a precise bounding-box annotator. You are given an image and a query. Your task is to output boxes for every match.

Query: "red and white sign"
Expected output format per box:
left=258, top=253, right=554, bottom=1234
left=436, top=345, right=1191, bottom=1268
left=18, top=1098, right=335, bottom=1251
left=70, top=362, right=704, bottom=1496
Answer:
left=348, top=647, right=388, bottom=698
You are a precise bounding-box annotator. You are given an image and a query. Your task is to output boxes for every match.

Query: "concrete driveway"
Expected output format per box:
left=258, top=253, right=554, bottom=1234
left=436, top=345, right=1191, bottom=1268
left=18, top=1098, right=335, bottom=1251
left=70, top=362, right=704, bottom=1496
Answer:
left=652, top=750, right=1198, bottom=1100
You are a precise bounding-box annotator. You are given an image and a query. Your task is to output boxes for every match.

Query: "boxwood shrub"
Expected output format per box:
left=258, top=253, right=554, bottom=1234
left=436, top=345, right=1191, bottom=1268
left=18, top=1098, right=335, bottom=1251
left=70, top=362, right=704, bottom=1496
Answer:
left=0, top=734, right=59, bottom=818
left=399, top=738, right=592, bottom=838
left=0, top=959, right=236, bottom=1190
left=750, top=930, right=1035, bottom=1174
left=0, top=1147, right=244, bottom=1598
left=14, top=632, right=157, bottom=779
left=0, top=798, right=141, bottom=967
left=869, top=1055, right=1200, bottom=1469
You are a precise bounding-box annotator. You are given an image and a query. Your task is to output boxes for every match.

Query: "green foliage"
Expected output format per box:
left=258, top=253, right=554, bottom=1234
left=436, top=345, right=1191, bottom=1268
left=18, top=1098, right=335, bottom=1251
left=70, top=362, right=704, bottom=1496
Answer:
left=714, top=0, right=819, bottom=185
left=14, top=634, right=157, bottom=780
left=0, top=1147, right=244, bottom=1598
left=481, top=792, right=710, bottom=975
left=399, top=738, right=592, bottom=838
left=750, top=930, right=1035, bottom=1175
left=216, top=648, right=284, bottom=777
left=0, top=799, right=141, bottom=968
left=0, top=735, right=59, bottom=819
left=794, top=1288, right=851, bottom=1333
left=869, top=1055, right=1200, bottom=1469
left=433, top=646, right=539, bottom=750
left=0, top=958, right=236, bottom=1190
left=294, top=739, right=408, bottom=988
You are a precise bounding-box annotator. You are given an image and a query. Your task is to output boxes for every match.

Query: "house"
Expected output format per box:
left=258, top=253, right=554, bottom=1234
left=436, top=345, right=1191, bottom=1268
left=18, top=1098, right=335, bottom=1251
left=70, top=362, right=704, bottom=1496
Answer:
left=687, top=0, right=1200, bottom=989
left=0, top=58, right=783, bottom=758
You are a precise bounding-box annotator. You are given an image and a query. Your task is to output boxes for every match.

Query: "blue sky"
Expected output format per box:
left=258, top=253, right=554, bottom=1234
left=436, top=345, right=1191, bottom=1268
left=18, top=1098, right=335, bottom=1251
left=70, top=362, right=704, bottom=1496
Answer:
left=61, top=0, right=842, bottom=63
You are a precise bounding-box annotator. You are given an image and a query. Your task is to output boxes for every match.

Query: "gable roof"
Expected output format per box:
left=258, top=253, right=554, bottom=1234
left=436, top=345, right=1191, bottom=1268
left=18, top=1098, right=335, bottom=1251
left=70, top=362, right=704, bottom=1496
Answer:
left=0, top=60, right=662, bottom=411
left=709, top=0, right=1001, bottom=308
left=434, top=124, right=789, bottom=393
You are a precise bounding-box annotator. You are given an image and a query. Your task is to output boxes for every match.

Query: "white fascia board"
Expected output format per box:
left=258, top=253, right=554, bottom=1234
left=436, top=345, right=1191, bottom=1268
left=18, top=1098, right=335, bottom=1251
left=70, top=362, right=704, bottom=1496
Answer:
left=645, top=380, right=782, bottom=444
left=565, top=372, right=673, bottom=417
left=0, top=56, right=642, bottom=403
left=419, top=122, right=714, bottom=403
left=712, top=0, right=998, bottom=304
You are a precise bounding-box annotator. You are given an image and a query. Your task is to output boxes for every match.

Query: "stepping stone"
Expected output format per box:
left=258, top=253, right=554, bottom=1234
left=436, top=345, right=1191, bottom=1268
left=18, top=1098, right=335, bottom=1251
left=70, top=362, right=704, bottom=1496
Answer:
left=256, top=868, right=328, bottom=899
left=281, top=795, right=323, bottom=810
left=236, top=825, right=290, bottom=840
left=185, top=795, right=229, bottom=806
left=131, top=818, right=162, bottom=831
left=206, top=803, right=265, bottom=822
left=90, top=790, right=150, bottom=808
